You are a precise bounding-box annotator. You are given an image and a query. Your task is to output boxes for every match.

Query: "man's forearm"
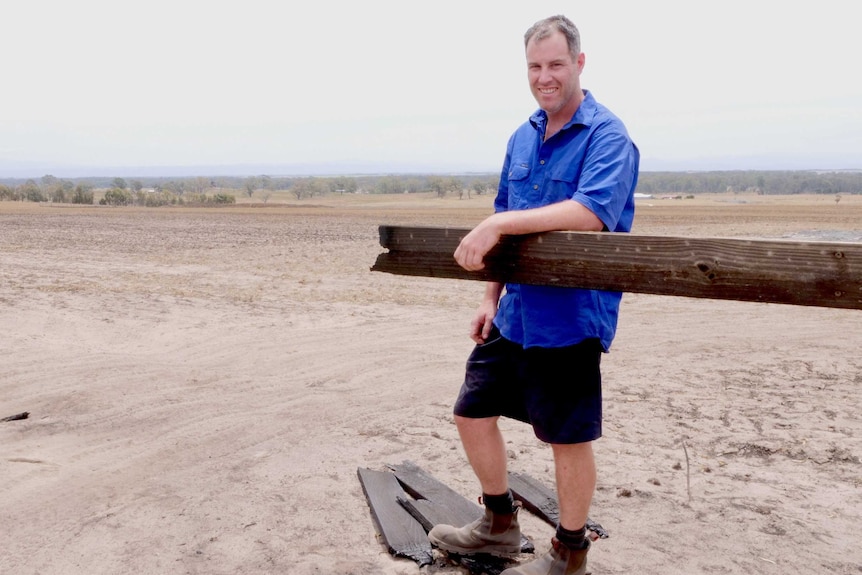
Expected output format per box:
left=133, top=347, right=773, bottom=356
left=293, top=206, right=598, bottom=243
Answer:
left=483, top=281, right=504, bottom=305
left=494, top=199, right=603, bottom=235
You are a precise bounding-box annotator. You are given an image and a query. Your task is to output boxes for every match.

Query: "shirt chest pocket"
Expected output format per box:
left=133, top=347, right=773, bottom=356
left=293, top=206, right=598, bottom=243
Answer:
left=508, top=163, right=531, bottom=181
left=504, top=163, right=533, bottom=208
left=548, top=160, right=580, bottom=186
left=544, top=159, right=587, bottom=203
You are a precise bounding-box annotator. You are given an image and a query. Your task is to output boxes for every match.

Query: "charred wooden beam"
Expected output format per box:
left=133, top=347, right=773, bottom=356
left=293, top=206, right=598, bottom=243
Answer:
left=388, top=460, right=529, bottom=575
left=372, top=225, right=862, bottom=310
left=356, top=467, right=433, bottom=566
left=388, top=460, right=534, bottom=555
left=508, top=471, right=608, bottom=540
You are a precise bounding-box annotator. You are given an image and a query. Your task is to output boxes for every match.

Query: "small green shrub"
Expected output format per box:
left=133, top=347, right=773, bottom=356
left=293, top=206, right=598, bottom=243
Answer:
left=71, top=186, right=94, bottom=204
left=212, top=193, right=236, bottom=204
left=100, top=188, right=134, bottom=206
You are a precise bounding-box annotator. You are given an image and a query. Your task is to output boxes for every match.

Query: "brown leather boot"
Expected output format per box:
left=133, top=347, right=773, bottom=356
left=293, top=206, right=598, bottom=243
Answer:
left=427, top=504, right=521, bottom=557
left=499, top=537, right=590, bottom=575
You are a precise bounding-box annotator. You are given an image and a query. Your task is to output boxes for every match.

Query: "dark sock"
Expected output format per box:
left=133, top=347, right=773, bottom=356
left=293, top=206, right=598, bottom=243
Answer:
left=482, top=490, right=515, bottom=514
left=556, top=524, right=588, bottom=549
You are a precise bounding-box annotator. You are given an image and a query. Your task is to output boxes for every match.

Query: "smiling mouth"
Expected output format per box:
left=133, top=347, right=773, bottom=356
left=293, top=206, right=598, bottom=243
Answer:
left=539, top=88, right=557, bottom=95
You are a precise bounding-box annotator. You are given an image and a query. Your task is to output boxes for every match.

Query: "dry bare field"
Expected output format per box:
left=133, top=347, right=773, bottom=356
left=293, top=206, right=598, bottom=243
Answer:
left=2, top=192, right=861, bottom=574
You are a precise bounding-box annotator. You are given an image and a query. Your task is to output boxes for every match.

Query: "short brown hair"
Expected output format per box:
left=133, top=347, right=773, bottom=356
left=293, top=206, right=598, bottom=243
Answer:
left=524, top=15, right=581, bottom=60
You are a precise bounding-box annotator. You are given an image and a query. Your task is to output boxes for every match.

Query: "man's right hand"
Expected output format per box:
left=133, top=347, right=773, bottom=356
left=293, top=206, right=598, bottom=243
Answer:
left=469, top=293, right=501, bottom=344
left=454, top=215, right=503, bottom=271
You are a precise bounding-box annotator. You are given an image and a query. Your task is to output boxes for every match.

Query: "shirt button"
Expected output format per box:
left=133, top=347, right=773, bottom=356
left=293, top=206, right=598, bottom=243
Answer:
left=540, top=159, right=545, bottom=165
left=534, top=185, right=539, bottom=190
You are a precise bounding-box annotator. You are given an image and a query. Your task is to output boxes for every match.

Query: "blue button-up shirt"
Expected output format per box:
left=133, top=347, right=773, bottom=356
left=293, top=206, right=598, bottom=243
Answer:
left=493, top=90, right=640, bottom=350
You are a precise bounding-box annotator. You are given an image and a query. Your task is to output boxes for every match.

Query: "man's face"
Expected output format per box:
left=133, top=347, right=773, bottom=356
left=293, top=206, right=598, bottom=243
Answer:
left=526, top=30, right=584, bottom=119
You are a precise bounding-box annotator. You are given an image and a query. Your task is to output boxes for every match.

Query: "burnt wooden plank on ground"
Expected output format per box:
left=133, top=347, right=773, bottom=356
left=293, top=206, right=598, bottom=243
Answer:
left=359, top=462, right=616, bottom=572
left=508, top=471, right=609, bottom=540
left=388, top=460, right=534, bottom=554
left=372, top=225, right=862, bottom=310
left=356, top=467, right=433, bottom=566
left=396, top=496, right=515, bottom=575
left=389, top=460, right=533, bottom=575
left=387, top=460, right=483, bottom=523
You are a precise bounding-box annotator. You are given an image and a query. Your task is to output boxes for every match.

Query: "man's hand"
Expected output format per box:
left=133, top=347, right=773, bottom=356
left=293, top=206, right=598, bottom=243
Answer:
left=468, top=281, right=504, bottom=344
left=469, top=298, right=499, bottom=344
left=454, top=215, right=503, bottom=271
left=455, top=202, right=605, bottom=270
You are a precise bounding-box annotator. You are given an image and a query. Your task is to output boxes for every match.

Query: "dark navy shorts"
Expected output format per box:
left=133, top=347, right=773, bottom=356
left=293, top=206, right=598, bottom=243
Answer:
left=453, top=326, right=603, bottom=444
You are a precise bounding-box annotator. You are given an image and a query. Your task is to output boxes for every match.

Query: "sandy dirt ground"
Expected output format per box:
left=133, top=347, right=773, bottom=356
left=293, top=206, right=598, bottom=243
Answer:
left=2, top=192, right=861, bottom=575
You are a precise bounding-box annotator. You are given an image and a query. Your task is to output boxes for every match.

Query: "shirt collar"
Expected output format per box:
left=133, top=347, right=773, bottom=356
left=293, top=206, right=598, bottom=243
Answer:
left=529, top=90, right=596, bottom=133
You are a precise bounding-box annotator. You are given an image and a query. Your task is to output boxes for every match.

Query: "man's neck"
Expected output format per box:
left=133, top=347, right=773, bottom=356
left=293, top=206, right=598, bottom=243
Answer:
left=544, top=91, right=584, bottom=141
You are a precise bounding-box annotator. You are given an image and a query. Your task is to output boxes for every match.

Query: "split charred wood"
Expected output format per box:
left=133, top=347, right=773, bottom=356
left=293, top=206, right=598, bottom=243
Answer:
left=356, top=467, right=433, bottom=566
left=388, top=460, right=534, bottom=575
left=388, top=460, right=534, bottom=553
left=395, top=495, right=515, bottom=575
left=508, top=471, right=608, bottom=540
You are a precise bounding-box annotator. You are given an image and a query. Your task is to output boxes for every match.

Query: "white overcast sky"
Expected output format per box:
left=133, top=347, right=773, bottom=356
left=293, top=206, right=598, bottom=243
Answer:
left=2, top=0, right=860, bottom=177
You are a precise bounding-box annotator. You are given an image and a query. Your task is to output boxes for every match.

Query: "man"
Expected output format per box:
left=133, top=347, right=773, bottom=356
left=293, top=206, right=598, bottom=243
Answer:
left=427, top=14, right=639, bottom=575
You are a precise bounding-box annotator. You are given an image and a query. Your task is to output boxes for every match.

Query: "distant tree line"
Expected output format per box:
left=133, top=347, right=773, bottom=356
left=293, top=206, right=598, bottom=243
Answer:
left=0, top=175, right=235, bottom=206
left=636, top=170, right=862, bottom=195
left=0, top=173, right=500, bottom=203
left=1, top=170, right=860, bottom=205
left=0, top=174, right=95, bottom=204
